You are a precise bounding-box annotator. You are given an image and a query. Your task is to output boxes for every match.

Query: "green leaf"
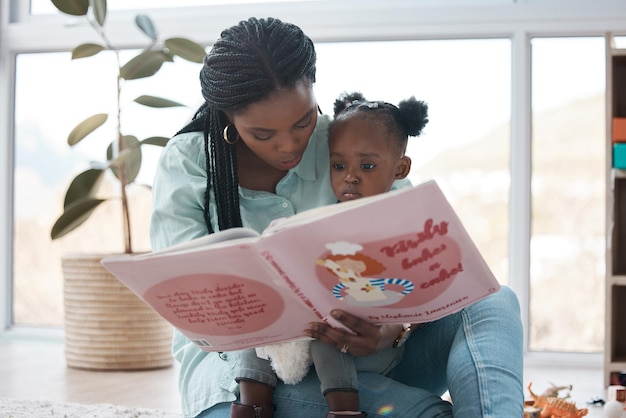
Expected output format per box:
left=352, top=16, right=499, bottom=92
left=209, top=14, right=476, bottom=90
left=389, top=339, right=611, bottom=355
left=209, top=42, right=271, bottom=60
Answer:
left=120, top=51, right=167, bottom=80
left=51, top=0, right=89, bottom=16
left=107, top=136, right=142, bottom=184
left=67, top=113, right=108, bottom=146
left=134, top=95, right=185, bottom=108
left=63, top=168, right=105, bottom=209
left=164, top=38, right=206, bottom=63
left=135, top=14, right=158, bottom=41
left=51, top=198, right=106, bottom=240
left=141, top=136, right=169, bottom=147
left=91, top=0, right=107, bottom=27
left=72, top=43, right=105, bottom=59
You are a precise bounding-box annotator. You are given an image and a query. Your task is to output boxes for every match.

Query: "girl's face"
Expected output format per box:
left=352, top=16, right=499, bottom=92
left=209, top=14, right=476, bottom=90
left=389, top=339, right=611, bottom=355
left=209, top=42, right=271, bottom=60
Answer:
left=231, top=81, right=318, bottom=172
left=329, top=116, right=411, bottom=201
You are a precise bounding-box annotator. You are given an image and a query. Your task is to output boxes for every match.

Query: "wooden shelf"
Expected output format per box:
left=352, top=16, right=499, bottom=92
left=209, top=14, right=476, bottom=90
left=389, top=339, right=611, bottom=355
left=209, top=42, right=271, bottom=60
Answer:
left=606, top=33, right=626, bottom=387
left=608, top=275, right=626, bottom=286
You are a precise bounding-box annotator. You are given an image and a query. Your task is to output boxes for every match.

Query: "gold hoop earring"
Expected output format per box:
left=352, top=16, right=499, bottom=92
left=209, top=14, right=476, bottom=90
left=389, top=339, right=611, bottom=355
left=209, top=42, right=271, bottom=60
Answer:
left=223, top=124, right=240, bottom=145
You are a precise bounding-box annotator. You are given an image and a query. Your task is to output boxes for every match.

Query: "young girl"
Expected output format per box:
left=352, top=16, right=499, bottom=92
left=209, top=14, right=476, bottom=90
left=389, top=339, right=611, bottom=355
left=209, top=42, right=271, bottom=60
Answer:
left=235, top=92, right=429, bottom=418
left=312, top=92, right=430, bottom=416
left=150, top=16, right=524, bottom=418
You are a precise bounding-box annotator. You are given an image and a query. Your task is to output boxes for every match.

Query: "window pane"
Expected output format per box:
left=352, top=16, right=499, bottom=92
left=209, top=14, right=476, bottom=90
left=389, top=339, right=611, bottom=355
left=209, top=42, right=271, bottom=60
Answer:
left=29, top=0, right=315, bottom=15
left=30, top=0, right=513, bottom=15
left=530, top=37, right=606, bottom=352
left=13, top=51, right=202, bottom=326
left=316, top=39, right=511, bottom=286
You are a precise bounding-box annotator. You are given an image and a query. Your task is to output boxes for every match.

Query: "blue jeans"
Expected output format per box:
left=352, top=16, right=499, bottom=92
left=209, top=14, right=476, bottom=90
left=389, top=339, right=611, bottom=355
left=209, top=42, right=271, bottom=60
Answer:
left=236, top=341, right=403, bottom=395
left=310, top=340, right=403, bottom=394
left=198, top=286, right=523, bottom=418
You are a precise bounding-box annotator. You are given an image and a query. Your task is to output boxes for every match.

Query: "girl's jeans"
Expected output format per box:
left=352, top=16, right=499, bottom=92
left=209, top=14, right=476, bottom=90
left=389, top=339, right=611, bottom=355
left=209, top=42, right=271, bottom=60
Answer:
left=198, top=286, right=524, bottom=418
left=236, top=340, right=403, bottom=395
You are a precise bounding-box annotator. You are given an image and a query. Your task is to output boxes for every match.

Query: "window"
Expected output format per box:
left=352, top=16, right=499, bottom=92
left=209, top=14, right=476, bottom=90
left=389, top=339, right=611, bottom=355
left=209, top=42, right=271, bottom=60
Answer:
left=12, top=39, right=511, bottom=326
left=529, top=37, right=606, bottom=353
left=29, top=0, right=316, bottom=15
left=13, top=50, right=202, bottom=325
left=4, top=0, right=625, bottom=362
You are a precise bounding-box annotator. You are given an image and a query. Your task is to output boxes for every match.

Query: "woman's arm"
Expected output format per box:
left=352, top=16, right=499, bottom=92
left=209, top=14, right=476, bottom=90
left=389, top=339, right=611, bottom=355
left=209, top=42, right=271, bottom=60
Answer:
left=150, top=132, right=211, bottom=250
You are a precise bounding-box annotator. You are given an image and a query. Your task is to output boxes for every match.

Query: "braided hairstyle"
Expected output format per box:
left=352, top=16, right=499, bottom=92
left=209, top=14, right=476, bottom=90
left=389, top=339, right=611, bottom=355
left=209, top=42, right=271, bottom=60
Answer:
left=329, top=91, right=429, bottom=155
left=177, top=17, right=317, bottom=233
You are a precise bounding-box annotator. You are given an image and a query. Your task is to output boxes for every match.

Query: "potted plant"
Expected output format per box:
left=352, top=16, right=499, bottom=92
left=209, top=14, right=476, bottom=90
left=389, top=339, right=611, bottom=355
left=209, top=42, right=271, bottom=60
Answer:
left=49, top=0, right=205, bottom=370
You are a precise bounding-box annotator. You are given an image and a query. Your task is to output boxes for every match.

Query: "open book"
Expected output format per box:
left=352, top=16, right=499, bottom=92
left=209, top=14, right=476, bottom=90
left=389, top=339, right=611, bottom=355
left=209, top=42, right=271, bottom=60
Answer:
left=102, top=180, right=500, bottom=352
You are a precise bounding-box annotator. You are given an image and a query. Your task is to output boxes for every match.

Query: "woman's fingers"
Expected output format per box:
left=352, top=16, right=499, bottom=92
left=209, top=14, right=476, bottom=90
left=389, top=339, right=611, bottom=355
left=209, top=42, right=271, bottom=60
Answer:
left=304, top=321, right=348, bottom=344
left=329, top=309, right=377, bottom=337
left=303, top=310, right=383, bottom=356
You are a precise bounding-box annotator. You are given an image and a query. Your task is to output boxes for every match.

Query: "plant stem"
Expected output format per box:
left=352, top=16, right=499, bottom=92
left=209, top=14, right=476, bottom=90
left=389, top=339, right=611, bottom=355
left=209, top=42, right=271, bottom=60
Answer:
left=88, top=12, right=133, bottom=253
left=118, top=74, right=132, bottom=254
left=115, top=52, right=132, bottom=254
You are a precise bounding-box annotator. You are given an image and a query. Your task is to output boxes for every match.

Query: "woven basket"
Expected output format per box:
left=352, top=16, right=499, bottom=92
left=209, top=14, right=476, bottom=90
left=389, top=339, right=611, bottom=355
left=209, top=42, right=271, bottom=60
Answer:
left=62, top=253, right=174, bottom=370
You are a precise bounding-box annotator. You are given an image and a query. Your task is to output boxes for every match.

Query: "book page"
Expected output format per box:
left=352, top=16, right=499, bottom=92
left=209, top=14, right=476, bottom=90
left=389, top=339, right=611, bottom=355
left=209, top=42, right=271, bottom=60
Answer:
left=137, top=227, right=260, bottom=258
left=263, top=190, right=395, bottom=235
left=257, top=180, right=500, bottom=326
left=102, top=241, right=319, bottom=351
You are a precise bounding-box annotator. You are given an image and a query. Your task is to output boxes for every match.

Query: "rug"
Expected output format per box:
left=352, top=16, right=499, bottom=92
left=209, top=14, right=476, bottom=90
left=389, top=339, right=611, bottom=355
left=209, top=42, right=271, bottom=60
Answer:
left=0, top=397, right=183, bottom=418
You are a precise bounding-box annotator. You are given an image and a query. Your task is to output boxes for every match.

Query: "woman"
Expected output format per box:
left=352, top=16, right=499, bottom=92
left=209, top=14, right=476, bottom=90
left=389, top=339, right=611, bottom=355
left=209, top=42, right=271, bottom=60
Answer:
left=150, top=17, right=524, bottom=418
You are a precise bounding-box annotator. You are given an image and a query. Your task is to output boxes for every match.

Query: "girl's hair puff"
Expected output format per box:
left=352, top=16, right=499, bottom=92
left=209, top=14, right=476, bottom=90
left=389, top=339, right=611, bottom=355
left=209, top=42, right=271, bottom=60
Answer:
left=332, top=91, right=366, bottom=117
left=397, top=97, right=429, bottom=137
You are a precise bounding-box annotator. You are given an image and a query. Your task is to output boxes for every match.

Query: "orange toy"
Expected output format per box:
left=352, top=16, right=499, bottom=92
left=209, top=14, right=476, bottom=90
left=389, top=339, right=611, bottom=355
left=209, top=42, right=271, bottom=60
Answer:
left=527, top=383, right=588, bottom=418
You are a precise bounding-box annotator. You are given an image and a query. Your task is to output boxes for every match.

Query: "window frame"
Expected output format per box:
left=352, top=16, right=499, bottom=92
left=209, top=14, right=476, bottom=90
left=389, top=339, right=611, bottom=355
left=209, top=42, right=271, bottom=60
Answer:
left=2, top=0, right=626, bottom=367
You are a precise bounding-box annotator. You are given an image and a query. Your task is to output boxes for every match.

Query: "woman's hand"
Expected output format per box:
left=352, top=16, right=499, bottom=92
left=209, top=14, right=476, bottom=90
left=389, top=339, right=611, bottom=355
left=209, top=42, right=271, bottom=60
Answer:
left=303, top=309, right=403, bottom=356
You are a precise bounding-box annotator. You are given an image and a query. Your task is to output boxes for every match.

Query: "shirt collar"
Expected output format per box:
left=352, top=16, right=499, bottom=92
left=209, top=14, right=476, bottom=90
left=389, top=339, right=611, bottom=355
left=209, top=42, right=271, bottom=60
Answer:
left=290, top=137, right=317, bottom=181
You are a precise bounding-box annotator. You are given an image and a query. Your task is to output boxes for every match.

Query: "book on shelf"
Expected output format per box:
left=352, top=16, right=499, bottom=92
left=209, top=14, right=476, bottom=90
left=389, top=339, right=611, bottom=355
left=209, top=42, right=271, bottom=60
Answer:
left=101, top=180, right=500, bottom=352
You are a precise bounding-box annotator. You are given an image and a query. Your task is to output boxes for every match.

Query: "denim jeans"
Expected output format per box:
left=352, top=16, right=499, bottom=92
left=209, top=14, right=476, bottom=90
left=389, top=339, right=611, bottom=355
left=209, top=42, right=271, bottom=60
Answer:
left=310, top=340, right=403, bottom=394
left=236, top=348, right=279, bottom=388
left=198, top=286, right=523, bottom=418
left=236, top=341, right=403, bottom=395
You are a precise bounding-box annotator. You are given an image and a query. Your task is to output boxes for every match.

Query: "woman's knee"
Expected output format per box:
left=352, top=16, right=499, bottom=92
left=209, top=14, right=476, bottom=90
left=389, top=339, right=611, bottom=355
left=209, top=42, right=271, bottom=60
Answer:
left=475, top=285, right=521, bottom=318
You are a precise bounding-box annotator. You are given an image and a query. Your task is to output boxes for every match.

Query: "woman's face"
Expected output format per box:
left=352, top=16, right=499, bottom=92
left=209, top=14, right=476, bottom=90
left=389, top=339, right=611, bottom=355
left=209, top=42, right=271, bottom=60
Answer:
left=231, top=81, right=318, bottom=172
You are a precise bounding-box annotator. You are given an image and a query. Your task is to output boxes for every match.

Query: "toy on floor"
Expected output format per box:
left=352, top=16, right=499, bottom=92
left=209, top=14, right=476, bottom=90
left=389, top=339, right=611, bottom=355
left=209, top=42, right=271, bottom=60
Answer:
left=527, top=382, right=588, bottom=418
left=603, top=400, right=626, bottom=418
left=585, top=396, right=605, bottom=406
left=541, top=383, right=573, bottom=399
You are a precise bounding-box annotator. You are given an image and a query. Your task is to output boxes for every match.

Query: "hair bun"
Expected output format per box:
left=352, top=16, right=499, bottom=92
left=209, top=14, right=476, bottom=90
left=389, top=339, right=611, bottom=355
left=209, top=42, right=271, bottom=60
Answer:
left=398, top=97, right=429, bottom=137
left=333, top=91, right=367, bottom=117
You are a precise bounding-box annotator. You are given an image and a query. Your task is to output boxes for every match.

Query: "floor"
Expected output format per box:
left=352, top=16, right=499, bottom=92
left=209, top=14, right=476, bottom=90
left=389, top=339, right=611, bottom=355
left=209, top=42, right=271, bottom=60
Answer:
left=0, top=328, right=180, bottom=412
left=0, top=328, right=611, bottom=417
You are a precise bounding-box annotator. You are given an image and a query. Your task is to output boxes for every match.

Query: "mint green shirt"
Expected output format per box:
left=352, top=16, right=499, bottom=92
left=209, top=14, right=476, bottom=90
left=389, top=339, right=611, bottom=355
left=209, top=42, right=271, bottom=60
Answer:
left=150, top=115, right=410, bottom=417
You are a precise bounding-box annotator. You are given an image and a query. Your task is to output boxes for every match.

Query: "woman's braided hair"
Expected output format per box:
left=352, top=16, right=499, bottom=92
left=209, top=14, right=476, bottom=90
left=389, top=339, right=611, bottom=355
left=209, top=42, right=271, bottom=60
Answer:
left=177, top=17, right=317, bottom=233
left=330, top=91, right=429, bottom=154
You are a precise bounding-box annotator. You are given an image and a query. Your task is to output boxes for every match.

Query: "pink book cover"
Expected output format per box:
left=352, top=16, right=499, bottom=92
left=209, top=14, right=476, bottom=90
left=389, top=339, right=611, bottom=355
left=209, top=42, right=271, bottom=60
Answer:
left=102, top=180, right=500, bottom=352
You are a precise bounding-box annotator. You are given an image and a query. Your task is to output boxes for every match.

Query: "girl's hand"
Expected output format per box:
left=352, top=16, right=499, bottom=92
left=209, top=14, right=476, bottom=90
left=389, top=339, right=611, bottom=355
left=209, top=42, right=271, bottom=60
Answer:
left=303, top=309, right=403, bottom=356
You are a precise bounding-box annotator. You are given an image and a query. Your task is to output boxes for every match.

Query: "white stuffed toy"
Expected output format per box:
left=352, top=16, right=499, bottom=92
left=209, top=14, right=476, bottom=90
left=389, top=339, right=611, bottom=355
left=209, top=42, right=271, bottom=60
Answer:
left=260, top=339, right=312, bottom=385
